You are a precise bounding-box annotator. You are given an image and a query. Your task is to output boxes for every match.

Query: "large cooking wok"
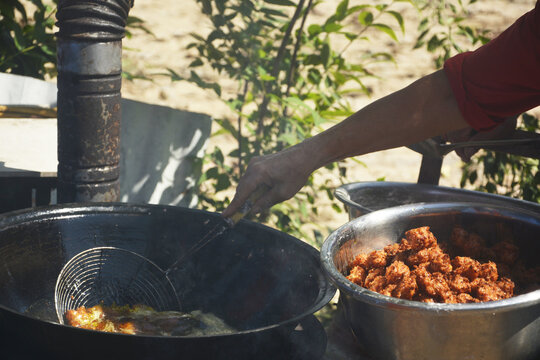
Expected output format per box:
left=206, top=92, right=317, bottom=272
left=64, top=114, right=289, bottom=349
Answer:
left=0, top=203, right=335, bottom=360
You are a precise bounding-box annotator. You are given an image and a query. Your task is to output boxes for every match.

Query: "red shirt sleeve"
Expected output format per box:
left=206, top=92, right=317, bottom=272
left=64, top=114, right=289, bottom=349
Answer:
left=444, top=1, right=540, bottom=131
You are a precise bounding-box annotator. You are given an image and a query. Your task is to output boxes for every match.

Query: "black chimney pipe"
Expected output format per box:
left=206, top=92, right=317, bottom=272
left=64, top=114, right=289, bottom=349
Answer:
left=56, top=0, right=133, bottom=203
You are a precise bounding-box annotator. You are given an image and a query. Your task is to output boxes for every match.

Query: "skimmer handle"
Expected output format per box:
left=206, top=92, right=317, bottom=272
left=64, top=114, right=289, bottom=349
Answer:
left=226, top=185, right=270, bottom=226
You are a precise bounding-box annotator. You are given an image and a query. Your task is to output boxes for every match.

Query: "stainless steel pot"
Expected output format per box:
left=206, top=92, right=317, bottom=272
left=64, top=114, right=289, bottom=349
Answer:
left=321, top=202, right=540, bottom=360
left=335, top=181, right=540, bottom=219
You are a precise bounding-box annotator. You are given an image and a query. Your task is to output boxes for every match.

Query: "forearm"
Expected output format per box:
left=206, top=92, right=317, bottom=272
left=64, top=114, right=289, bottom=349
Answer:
left=301, top=69, right=469, bottom=172
left=223, top=69, right=470, bottom=217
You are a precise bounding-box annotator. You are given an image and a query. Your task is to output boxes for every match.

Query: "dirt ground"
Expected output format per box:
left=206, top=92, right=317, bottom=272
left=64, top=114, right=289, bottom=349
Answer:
left=121, top=0, right=538, bottom=231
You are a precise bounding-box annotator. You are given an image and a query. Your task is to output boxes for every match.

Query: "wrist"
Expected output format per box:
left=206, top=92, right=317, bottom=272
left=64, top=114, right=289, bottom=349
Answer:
left=297, top=134, right=334, bottom=174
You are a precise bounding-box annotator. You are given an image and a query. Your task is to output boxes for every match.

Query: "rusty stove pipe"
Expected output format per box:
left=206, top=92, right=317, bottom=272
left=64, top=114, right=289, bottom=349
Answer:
left=56, top=0, right=133, bottom=203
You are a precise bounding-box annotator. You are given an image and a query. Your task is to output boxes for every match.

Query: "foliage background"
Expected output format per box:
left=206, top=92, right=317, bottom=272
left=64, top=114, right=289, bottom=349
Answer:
left=1, top=0, right=538, bottom=246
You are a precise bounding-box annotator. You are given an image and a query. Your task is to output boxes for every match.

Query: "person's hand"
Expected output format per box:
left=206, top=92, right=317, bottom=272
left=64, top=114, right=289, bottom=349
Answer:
left=222, top=143, right=314, bottom=218
left=442, top=116, right=517, bottom=162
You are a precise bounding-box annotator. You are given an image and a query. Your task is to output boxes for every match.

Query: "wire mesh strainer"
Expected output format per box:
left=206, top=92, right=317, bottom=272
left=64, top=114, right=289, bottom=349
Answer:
left=55, top=186, right=269, bottom=324
left=55, top=246, right=181, bottom=324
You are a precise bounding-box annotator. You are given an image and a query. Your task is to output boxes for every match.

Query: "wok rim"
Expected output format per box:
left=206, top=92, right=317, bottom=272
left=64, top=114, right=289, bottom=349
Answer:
left=0, top=202, right=336, bottom=339
left=321, top=202, right=540, bottom=313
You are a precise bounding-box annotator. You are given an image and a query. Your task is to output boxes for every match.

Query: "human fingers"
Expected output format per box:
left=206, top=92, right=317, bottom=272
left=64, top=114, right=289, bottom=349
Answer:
left=249, top=170, right=309, bottom=215
left=222, top=158, right=269, bottom=218
left=442, top=127, right=474, bottom=161
left=456, top=116, right=517, bottom=161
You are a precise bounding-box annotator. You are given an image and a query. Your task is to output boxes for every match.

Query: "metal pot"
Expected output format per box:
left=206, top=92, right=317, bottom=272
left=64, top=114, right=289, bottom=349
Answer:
left=0, top=203, right=335, bottom=360
left=335, top=181, right=540, bottom=219
left=321, top=202, right=540, bottom=360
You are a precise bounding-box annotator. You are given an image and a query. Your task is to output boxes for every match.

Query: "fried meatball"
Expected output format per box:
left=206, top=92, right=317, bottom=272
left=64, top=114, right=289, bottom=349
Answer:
left=492, top=241, right=520, bottom=265
left=347, top=265, right=366, bottom=285
left=350, top=253, right=369, bottom=269
left=346, top=226, right=517, bottom=304
left=405, top=227, right=437, bottom=250
left=478, top=261, right=499, bottom=282
left=367, top=249, right=389, bottom=268
left=456, top=293, right=478, bottom=303
left=392, top=272, right=418, bottom=300
left=452, top=256, right=481, bottom=281
left=451, top=227, right=493, bottom=259
left=385, top=260, right=410, bottom=284
left=472, top=278, right=511, bottom=302
left=448, top=274, right=471, bottom=294
left=364, top=268, right=385, bottom=290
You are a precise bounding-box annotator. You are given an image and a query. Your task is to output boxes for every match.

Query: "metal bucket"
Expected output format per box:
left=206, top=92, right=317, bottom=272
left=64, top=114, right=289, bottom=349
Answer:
left=335, top=181, right=540, bottom=219
left=321, top=202, right=540, bottom=360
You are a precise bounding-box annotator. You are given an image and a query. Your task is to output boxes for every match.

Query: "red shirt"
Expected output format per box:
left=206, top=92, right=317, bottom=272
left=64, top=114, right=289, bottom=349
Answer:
left=444, top=1, right=540, bottom=131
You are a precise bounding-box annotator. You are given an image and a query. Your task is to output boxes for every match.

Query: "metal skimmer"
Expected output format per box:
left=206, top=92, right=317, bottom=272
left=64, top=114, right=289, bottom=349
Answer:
left=55, top=187, right=267, bottom=324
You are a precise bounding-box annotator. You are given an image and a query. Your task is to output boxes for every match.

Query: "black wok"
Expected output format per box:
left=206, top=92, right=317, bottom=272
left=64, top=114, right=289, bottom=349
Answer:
left=0, top=203, right=335, bottom=359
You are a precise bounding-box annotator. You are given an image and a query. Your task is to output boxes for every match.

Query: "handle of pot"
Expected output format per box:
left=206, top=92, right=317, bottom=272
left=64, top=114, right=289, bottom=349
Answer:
left=334, top=187, right=374, bottom=216
left=440, top=136, right=539, bottom=151
left=226, top=184, right=270, bottom=226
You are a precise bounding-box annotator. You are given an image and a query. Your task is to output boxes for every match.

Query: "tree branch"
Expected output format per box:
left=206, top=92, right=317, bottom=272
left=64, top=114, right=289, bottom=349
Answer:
left=255, top=0, right=306, bottom=154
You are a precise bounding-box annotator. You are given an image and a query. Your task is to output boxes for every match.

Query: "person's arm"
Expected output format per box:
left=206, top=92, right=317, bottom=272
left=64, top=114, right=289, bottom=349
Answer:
left=222, top=69, right=468, bottom=217
left=223, top=2, right=540, bottom=218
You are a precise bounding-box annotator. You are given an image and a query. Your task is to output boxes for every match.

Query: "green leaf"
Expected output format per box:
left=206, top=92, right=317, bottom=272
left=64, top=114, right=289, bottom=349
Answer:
left=323, top=23, right=342, bottom=33
left=11, top=26, right=27, bottom=50
left=208, top=29, right=225, bottom=42
left=166, top=68, right=184, bottom=81
left=418, top=17, right=429, bottom=32
left=188, top=70, right=222, bottom=96
left=259, top=20, right=277, bottom=29
left=414, top=28, right=429, bottom=49
left=258, top=66, right=276, bottom=81
left=385, top=10, right=405, bottom=33
left=358, top=11, right=373, bottom=26
left=216, top=1, right=226, bottom=13
left=346, top=5, right=372, bottom=18
left=205, top=167, right=219, bottom=179
left=304, top=54, right=322, bottom=65
left=260, top=7, right=288, bottom=17
left=215, top=174, right=231, bottom=191
left=214, top=118, right=239, bottom=138
left=189, top=58, right=204, bottom=67
left=190, top=32, right=206, bottom=42
left=334, top=0, right=349, bottom=21
left=307, top=68, right=322, bottom=84
left=284, top=96, right=326, bottom=126
left=40, top=45, right=55, bottom=56
left=277, top=132, right=298, bottom=145
left=263, top=0, right=297, bottom=6
left=308, top=24, right=323, bottom=37
left=320, top=109, right=352, bottom=119
left=371, top=23, right=398, bottom=41
left=343, top=32, right=358, bottom=41
left=368, top=52, right=395, bottom=63
left=200, top=0, right=212, bottom=15
left=320, top=43, right=330, bottom=65
left=427, top=34, right=441, bottom=52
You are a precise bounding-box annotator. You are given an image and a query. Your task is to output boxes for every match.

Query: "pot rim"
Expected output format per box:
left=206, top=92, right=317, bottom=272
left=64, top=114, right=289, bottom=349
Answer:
left=334, top=181, right=540, bottom=215
left=321, top=202, right=540, bottom=312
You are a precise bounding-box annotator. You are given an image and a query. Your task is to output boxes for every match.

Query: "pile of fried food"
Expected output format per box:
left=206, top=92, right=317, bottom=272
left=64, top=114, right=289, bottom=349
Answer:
left=65, top=304, right=235, bottom=336
left=347, top=226, right=539, bottom=303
